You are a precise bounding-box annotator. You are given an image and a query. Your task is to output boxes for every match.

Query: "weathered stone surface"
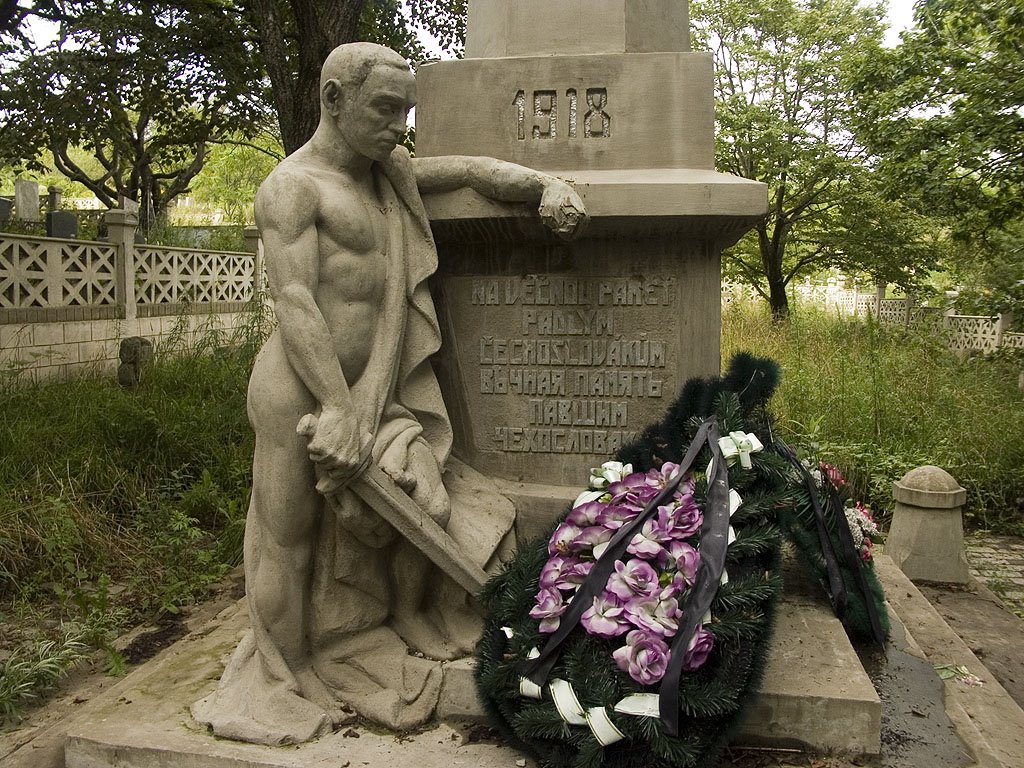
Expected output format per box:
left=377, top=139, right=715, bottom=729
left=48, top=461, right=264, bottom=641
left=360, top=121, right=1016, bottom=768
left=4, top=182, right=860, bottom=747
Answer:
left=732, top=595, right=881, bottom=754
left=465, top=0, right=691, bottom=58
left=64, top=574, right=880, bottom=767
left=14, top=178, right=40, bottom=222
left=888, top=466, right=970, bottom=584
left=0, top=197, right=12, bottom=222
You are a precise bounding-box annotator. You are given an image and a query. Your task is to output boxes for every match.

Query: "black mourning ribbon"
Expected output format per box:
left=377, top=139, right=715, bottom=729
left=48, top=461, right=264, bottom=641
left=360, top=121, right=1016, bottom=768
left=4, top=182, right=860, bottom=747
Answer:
left=778, top=444, right=848, bottom=619
left=519, top=417, right=733, bottom=738
left=826, top=483, right=887, bottom=646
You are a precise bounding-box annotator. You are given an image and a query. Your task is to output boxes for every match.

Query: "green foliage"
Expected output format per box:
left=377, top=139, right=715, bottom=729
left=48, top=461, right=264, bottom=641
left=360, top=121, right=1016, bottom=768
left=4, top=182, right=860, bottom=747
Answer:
left=0, top=629, right=89, bottom=723
left=851, top=0, right=1024, bottom=227
left=723, top=299, right=1024, bottom=533
left=0, top=304, right=269, bottom=720
left=0, top=1, right=262, bottom=228
left=692, top=0, right=939, bottom=315
left=188, top=136, right=283, bottom=224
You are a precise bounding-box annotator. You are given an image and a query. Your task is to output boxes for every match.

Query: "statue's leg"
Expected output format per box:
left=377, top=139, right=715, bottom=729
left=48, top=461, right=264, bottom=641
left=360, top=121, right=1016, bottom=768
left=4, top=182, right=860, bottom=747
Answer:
left=386, top=440, right=484, bottom=658
left=245, top=335, right=339, bottom=707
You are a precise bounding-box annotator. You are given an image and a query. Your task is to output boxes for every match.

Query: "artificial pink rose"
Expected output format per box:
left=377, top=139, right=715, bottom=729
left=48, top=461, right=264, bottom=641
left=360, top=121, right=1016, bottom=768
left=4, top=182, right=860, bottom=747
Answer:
left=820, top=461, right=846, bottom=491
left=539, top=555, right=581, bottom=591
left=682, top=627, right=715, bottom=671
left=613, top=630, right=671, bottom=685
left=596, top=504, right=640, bottom=530
left=573, top=525, right=614, bottom=553
left=626, top=514, right=674, bottom=560
left=560, top=559, right=595, bottom=588
left=530, top=587, right=567, bottom=633
left=645, top=462, right=681, bottom=490
left=548, top=521, right=583, bottom=556
left=567, top=500, right=605, bottom=527
left=623, top=593, right=682, bottom=637
left=606, top=558, right=660, bottom=601
left=663, top=500, right=702, bottom=540
left=661, top=539, right=700, bottom=586
left=581, top=591, right=631, bottom=638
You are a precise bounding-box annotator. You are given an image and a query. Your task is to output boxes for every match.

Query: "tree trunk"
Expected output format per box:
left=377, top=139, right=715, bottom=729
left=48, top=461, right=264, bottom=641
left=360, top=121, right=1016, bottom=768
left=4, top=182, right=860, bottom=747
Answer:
left=758, top=224, right=790, bottom=319
left=251, top=0, right=368, bottom=154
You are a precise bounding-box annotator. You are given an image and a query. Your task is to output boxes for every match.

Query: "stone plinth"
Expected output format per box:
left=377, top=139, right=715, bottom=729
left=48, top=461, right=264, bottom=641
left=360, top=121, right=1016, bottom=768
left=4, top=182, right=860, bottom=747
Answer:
left=62, top=581, right=879, bottom=767
left=887, top=465, right=970, bottom=583
left=417, top=1, right=765, bottom=490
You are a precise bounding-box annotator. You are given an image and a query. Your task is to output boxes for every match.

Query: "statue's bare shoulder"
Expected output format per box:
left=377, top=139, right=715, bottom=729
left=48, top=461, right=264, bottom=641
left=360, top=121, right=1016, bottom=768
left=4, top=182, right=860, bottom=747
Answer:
left=254, top=152, right=325, bottom=241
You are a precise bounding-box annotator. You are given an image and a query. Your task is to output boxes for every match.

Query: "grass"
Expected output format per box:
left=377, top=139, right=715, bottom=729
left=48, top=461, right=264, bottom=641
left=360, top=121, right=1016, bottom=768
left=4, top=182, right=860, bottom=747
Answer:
left=0, top=300, right=271, bottom=722
left=723, top=300, right=1024, bottom=534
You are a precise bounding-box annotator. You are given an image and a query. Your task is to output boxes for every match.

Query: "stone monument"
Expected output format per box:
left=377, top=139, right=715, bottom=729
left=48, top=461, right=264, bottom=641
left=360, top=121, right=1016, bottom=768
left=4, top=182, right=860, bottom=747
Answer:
left=191, top=42, right=588, bottom=746
left=416, top=0, right=767, bottom=527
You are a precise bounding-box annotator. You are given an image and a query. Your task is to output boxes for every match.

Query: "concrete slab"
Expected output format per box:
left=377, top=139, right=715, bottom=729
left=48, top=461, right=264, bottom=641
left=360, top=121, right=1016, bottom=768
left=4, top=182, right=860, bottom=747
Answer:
left=732, top=593, right=881, bottom=754
left=64, top=579, right=880, bottom=766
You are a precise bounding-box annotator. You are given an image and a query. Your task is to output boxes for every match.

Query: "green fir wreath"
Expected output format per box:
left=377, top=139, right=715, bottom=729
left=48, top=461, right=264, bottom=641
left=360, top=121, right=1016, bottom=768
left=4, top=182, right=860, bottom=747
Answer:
left=474, top=354, right=888, bottom=768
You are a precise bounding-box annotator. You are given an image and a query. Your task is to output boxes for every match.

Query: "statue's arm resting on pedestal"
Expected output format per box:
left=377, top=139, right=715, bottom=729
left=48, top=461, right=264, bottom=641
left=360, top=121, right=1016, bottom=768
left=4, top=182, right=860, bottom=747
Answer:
left=412, top=155, right=588, bottom=240
left=254, top=171, right=372, bottom=492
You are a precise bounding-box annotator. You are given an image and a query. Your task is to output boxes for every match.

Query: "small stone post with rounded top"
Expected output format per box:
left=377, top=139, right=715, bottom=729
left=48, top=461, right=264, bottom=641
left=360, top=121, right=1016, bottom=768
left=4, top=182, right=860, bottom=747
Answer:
left=887, top=465, right=969, bottom=583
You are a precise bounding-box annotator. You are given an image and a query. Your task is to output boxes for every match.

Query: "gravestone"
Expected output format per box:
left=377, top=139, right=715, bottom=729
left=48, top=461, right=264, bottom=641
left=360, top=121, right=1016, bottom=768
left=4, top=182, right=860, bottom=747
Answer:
left=417, top=0, right=767, bottom=513
left=13, top=178, right=41, bottom=222
left=0, top=197, right=11, bottom=223
left=46, top=210, right=78, bottom=239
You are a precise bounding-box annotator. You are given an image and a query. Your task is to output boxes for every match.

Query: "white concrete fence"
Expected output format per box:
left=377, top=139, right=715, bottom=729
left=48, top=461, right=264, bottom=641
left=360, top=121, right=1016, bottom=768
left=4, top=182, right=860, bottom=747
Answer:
left=818, top=286, right=1022, bottom=355
left=1, top=209, right=262, bottom=379
left=722, top=282, right=1023, bottom=356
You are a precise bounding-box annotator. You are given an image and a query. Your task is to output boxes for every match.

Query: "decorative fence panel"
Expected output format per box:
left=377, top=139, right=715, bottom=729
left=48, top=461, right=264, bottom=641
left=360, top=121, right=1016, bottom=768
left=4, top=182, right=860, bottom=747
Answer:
left=1, top=234, right=120, bottom=322
left=1004, top=332, right=1024, bottom=351
left=1, top=212, right=260, bottom=326
left=135, top=245, right=255, bottom=317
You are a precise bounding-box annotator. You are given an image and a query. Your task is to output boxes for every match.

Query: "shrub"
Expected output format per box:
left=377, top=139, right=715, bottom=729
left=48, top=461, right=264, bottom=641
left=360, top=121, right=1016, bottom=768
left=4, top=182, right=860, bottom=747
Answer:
left=723, top=300, right=1024, bottom=533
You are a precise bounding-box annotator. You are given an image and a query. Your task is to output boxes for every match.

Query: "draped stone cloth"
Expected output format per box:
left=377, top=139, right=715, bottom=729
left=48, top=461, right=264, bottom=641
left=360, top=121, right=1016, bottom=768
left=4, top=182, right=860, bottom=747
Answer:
left=192, top=148, right=508, bottom=745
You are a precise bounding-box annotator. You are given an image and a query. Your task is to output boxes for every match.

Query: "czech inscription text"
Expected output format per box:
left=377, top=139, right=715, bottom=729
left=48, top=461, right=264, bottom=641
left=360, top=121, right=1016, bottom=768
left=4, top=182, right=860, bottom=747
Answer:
left=469, top=276, right=675, bottom=456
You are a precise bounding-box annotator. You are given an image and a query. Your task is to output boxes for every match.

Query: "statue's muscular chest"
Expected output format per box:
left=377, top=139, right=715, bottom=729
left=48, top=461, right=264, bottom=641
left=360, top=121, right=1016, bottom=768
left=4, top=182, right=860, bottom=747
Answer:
left=313, top=174, right=390, bottom=299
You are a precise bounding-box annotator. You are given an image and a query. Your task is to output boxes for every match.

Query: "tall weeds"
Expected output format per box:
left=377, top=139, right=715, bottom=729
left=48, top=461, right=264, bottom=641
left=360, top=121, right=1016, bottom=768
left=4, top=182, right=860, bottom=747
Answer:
left=723, top=301, right=1024, bottom=533
left=0, top=300, right=271, bottom=721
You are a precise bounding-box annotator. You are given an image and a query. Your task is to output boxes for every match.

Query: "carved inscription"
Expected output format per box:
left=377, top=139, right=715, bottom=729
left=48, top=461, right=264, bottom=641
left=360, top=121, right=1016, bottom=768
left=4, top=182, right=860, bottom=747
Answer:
left=470, top=276, right=675, bottom=455
left=514, top=88, right=610, bottom=140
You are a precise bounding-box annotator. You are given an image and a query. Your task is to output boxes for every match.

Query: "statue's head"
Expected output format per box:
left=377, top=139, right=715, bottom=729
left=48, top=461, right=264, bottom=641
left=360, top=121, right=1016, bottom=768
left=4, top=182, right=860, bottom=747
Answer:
left=320, top=43, right=415, bottom=162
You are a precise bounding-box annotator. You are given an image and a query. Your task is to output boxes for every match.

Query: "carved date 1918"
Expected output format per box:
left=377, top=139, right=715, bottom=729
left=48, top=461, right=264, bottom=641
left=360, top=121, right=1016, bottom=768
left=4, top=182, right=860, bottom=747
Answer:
left=514, top=88, right=610, bottom=140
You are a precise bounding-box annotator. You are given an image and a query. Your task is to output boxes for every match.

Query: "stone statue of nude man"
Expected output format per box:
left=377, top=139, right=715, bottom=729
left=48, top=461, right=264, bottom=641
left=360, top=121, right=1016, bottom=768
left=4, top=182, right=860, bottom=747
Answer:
left=191, top=42, right=587, bottom=745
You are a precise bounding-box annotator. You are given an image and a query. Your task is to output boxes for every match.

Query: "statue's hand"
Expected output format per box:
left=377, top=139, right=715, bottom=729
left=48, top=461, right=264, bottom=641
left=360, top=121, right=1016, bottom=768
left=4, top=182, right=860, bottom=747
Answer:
left=379, top=440, right=418, bottom=494
left=539, top=180, right=588, bottom=241
left=297, top=410, right=372, bottom=494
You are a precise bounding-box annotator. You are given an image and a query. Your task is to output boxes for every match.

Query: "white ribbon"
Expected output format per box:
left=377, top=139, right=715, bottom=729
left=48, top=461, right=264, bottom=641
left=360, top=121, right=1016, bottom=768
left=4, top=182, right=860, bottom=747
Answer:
left=585, top=706, right=626, bottom=746
left=613, top=693, right=661, bottom=718
left=519, top=646, right=543, bottom=699
left=718, top=431, right=763, bottom=469
left=550, top=679, right=589, bottom=726
left=729, top=489, right=743, bottom=517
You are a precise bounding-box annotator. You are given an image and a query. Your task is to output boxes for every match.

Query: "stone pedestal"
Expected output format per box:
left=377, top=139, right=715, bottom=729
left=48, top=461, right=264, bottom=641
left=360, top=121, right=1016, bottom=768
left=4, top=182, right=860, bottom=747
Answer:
left=887, top=465, right=970, bottom=583
left=417, top=0, right=766, bottom=493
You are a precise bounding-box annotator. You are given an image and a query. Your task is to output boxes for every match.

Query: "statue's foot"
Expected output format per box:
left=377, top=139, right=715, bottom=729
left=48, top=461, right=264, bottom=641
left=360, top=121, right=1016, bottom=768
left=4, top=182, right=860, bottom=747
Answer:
left=390, top=613, right=461, bottom=660
left=390, top=603, right=482, bottom=660
left=295, top=665, right=357, bottom=727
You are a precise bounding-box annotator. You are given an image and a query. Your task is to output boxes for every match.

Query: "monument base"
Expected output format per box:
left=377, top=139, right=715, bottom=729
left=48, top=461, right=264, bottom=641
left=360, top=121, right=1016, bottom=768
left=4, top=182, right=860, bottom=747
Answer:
left=64, top=579, right=879, bottom=767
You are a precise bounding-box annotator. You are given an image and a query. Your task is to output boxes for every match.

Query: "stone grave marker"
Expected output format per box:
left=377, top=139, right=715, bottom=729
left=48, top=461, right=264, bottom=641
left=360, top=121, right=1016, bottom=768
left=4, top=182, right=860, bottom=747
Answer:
left=14, top=178, right=41, bottom=222
left=46, top=210, right=78, bottom=239
left=0, top=197, right=12, bottom=222
left=416, top=0, right=767, bottom=502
